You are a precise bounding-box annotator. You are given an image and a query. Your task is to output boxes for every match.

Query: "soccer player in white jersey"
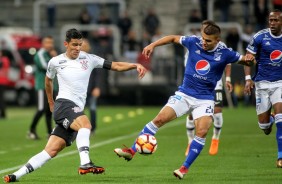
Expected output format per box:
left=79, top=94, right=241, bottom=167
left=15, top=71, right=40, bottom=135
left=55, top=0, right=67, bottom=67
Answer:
left=244, top=9, right=282, bottom=168
left=185, top=20, right=233, bottom=156
left=114, top=23, right=255, bottom=179
left=3, top=28, right=147, bottom=183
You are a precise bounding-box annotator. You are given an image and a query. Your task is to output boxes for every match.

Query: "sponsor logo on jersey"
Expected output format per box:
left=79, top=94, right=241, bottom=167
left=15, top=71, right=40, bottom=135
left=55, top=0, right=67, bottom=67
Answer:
left=79, top=56, right=86, bottom=59
left=270, top=50, right=282, bottom=64
left=265, top=41, right=271, bottom=46
left=195, top=50, right=201, bottom=54
left=59, top=60, right=67, bottom=64
left=195, top=60, right=210, bottom=75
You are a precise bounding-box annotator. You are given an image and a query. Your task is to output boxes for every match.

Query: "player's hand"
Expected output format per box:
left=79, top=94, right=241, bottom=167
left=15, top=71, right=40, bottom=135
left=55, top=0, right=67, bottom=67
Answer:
left=92, top=88, right=101, bottom=98
left=244, top=80, right=254, bottom=96
left=225, top=81, right=233, bottom=93
left=244, top=54, right=256, bottom=66
left=142, top=44, right=154, bottom=59
left=136, top=64, right=147, bottom=79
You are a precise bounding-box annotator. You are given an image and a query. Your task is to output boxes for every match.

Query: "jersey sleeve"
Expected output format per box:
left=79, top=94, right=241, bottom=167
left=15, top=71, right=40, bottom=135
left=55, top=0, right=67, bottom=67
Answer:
left=246, top=36, right=258, bottom=54
left=87, top=53, right=105, bottom=69
left=226, top=48, right=242, bottom=64
left=179, top=36, right=190, bottom=49
left=46, top=58, right=56, bottom=79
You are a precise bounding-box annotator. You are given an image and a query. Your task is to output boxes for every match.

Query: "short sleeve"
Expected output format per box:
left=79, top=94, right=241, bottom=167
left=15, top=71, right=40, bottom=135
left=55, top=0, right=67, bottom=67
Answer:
left=46, top=58, right=56, bottom=79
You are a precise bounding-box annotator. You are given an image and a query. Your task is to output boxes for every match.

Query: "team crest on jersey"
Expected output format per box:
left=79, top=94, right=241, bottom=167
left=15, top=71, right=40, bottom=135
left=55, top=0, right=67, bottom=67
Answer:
left=214, top=52, right=222, bottom=61
left=270, top=50, right=282, bottom=66
left=195, top=60, right=210, bottom=75
left=80, top=60, right=88, bottom=70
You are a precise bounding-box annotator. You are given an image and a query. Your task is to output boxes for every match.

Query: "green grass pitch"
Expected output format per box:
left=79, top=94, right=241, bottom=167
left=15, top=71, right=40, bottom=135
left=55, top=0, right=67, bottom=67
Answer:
left=0, top=106, right=281, bottom=183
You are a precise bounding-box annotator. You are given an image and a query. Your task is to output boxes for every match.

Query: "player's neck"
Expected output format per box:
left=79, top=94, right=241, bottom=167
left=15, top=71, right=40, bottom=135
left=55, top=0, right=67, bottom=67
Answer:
left=64, top=52, right=78, bottom=60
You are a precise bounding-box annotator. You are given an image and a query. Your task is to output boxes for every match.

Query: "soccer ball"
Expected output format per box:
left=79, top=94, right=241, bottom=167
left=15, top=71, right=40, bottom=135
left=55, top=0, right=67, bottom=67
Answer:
left=135, top=133, right=157, bottom=155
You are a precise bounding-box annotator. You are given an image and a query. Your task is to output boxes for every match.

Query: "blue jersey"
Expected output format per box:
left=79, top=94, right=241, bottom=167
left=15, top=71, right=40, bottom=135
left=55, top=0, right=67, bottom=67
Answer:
left=246, top=28, right=282, bottom=82
left=179, top=35, right=241, bottom=100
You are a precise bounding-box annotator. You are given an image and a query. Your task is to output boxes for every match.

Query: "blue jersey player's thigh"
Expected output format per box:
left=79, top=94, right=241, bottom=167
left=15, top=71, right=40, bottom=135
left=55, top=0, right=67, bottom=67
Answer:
left=255, top=88, right=272, bottom=115
left=270, top=87, right=282, bottom=106
left=165, top=91, right=191, bottom=117
left=191, top=99, right=214, bottom=120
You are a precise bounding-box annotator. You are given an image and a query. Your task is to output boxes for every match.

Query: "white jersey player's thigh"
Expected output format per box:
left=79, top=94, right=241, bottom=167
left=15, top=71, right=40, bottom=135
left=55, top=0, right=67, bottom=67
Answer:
left=255, top=88, right=272, bottom=115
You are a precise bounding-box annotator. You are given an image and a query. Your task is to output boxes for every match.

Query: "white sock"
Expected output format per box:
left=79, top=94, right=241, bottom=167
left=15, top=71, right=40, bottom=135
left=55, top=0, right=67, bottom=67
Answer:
left=213, top=113, right=223, bottom=140
left=186, top=116, right=195, bottom=144
left=13, top=150, right=51, bottom=180
left=76, top=128, right=91, bottom=165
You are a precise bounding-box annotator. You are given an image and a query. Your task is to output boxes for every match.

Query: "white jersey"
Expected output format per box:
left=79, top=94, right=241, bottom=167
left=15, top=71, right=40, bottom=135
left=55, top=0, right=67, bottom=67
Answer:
left=46, top=51, right=105, bottom=110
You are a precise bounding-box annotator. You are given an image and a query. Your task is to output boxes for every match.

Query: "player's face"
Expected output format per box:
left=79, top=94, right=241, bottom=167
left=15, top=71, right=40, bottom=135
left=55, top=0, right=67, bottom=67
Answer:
left=268, top=12, right=282, bottom=36
left=64, top=38, right=83, bottom=59
left=42, top=38, right=54, bottom=52
left=201, top=32, right=219, bottom=51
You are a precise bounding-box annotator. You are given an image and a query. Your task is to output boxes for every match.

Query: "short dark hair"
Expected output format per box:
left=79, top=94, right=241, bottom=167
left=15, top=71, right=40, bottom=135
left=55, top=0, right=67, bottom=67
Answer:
left=271, top=9, right=282, bottom=13
left=203, top=23, right=221, bottom=36
left=65, top=28, right=83, bottom=42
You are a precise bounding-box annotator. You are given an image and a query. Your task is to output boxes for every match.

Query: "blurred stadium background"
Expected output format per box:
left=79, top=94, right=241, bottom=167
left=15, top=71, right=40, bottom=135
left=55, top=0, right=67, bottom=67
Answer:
left=0, top=0, right=275, bottom=107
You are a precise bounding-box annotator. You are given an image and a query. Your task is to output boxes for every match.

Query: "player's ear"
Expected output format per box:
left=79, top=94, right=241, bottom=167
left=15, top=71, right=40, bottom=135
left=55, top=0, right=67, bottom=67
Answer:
left=63, top=41, right=68, bottom=48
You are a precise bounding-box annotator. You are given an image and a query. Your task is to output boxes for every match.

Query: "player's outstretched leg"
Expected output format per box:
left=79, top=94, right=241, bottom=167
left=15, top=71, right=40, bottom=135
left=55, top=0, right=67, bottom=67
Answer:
left=114, top=121, right=159, bottom=161
left=3, top=150, right=51, bottom=183
left=173, top=136, right=205, bottom=179
left=209, top=113, right=223, bottom=155
left=275, top=114, right=282, bottom=168
left=185, top=115, right=195, bottom=156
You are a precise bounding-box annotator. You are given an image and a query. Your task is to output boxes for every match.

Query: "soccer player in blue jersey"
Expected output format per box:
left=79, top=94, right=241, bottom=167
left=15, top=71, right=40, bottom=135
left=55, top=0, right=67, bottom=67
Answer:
left=115, top=23, right=255, bottom=179
left=185, top=20, right=233, bottom=156
left=244, top=9, right=282, bottom=168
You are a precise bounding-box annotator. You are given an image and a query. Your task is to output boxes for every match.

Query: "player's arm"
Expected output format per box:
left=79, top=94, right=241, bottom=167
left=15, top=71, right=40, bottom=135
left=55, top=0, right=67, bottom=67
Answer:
left=243, top=51, right=255, bottom=96
left=142, top=35, right=181, bottom=59
left=45, top=76, right=54, bottom=112
left=225, top=64, right=233, bottom=93
left=106, top=60, right=147, bottom=79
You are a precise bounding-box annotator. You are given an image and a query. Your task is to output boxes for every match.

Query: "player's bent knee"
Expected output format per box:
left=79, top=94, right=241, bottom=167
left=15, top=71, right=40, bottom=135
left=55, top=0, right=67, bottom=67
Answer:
left=196, top=128, right=209, bottom=138
left=45, top=136, right=66, bottom=158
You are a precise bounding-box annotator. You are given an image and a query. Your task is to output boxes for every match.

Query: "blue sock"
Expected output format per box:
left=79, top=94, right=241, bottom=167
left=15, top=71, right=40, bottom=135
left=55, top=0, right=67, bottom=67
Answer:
left=183, top=136, right=205, bottom=168
left=275, top=114, right=282, bottom=159
left=131, top=121, right=159, bottom=152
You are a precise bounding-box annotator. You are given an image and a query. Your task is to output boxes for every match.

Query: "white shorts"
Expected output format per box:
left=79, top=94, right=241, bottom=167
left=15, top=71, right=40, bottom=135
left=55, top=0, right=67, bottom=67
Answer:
left=255, top=83, right=282, bottom=115
left=165, top=91, right=214, bottom=120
